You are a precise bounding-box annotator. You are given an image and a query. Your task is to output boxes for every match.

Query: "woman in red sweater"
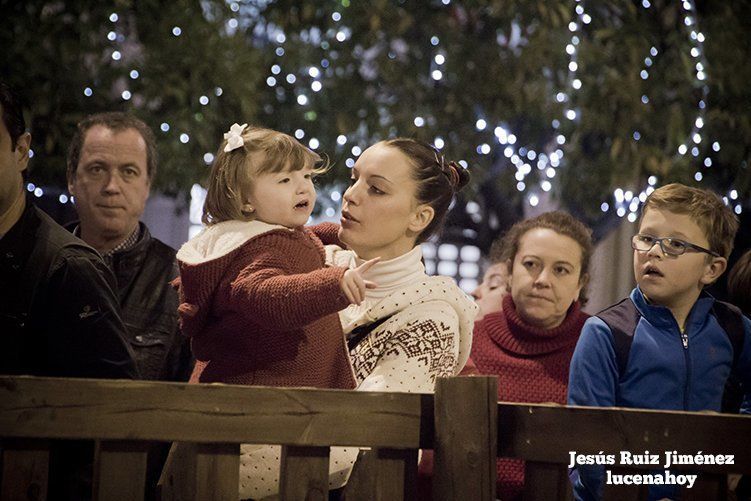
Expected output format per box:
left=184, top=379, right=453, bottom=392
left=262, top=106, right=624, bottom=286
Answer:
left=472, top=211, right=593, bottom=500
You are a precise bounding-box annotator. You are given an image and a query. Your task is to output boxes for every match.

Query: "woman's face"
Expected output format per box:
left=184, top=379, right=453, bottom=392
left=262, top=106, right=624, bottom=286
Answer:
left=509, top=227, right=584, bottom=330
left=471, top=262, right=509, bottom=321
left=339, top=142, right=430, bottom=260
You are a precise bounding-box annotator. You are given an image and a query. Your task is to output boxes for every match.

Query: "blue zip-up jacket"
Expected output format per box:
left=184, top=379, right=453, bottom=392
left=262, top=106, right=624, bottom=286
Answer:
left=567, top=287, right=751, bottom=500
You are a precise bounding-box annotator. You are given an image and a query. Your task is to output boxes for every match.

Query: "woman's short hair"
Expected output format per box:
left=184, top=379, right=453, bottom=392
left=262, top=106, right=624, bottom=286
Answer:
left=383, top=138, right=470, bottom=244
left=498, top=211, right=593, bottom=304
left=202, top=126, right=327, bottom=225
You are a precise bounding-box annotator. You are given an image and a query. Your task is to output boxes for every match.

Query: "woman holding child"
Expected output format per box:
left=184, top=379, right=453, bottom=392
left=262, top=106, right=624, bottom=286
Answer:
left=175, top=125, right=477, bottom=498
left=328, top=138, right=478, bottom=393
left=470, top=211, right=593, bottom=500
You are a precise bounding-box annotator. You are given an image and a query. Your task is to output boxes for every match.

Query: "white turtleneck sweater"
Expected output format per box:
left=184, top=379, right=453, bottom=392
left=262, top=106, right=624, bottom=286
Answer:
left=238, top=244, right=478, bottom=499
left=326, top=244, right=476, bottom=392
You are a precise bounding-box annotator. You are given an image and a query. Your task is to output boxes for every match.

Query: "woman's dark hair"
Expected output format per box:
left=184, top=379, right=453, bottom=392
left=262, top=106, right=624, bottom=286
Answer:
left=499, top=211, right=593, bottom=305
left=383, top=138, right=470, bottom=244
left=727, top=249, right=751, bottom=315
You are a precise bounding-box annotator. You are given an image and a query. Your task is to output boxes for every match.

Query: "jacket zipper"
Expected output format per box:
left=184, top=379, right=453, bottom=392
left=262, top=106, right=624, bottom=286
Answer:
left=681, top=329, right=690, bottom=410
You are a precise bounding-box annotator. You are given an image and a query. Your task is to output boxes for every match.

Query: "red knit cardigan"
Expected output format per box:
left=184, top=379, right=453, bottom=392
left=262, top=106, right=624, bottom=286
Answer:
left=176, top=226, right=356, bottom=389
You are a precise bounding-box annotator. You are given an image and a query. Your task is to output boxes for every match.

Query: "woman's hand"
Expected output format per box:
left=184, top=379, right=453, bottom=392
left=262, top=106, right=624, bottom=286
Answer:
left=341, top=257, right=380, bottom=305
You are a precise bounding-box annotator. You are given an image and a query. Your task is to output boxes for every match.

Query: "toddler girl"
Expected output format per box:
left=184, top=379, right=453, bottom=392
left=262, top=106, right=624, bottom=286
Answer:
left=174, top=123, right=375, bottom=389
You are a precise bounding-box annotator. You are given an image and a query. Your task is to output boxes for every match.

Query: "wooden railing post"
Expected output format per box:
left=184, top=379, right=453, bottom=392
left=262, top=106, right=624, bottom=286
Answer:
left=342, top=448, right=418, bottom=501
left=524, top=461, right=574, bottom=501
left=92, top=440, right=149, bottom=501
left=279, top=445, right=330, bottom=500
left=157, top=442, right=238, bottom=501
left=157, top=442, right=197, bottom=501
left=1, top=439, right=49, bottom=501
left=433, top=376, right=498, bottom=501
left=195, top=443, right=239, bottom=501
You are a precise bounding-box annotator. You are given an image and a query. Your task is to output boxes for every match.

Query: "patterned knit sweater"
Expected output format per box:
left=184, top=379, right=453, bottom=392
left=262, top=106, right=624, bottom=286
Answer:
left=331, top=245, right=477, bottom=391
left=471, top=293, right=589, bottom=500
left=175, top=219, right=355, bottom=389
left=238, top=243, right=478, bottom=499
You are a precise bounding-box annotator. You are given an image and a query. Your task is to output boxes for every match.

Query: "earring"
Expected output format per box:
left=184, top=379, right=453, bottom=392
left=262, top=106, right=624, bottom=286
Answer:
left=242, top=204, right=255, bottom=214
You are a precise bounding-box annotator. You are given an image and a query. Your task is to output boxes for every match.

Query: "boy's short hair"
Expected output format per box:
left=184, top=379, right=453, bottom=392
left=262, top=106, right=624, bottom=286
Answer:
left=202, top=126, right=327, bottom=225
left=641, top=183, right=739, bottom=259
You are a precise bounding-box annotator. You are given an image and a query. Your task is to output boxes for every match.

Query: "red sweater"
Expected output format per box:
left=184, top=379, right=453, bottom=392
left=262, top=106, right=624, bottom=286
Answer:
left=176, top=224, right=355, bottom=389
left=470, top=294, right=589, bottom=500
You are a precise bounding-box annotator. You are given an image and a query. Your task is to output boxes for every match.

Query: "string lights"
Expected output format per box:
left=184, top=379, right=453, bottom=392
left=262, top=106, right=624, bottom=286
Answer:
left=600, top=0, right=742, bottom=219
left=53, top=1, right=741, bottom=220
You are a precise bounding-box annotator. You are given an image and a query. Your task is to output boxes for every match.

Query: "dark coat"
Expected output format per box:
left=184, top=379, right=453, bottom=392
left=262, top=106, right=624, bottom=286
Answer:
left=107, top=222, right=193, bottom=381
left=0, top=201, right=138, bottom=379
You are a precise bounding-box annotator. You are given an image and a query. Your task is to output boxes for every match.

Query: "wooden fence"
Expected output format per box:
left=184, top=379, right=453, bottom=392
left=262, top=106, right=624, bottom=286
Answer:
left=0, top=375, right=749, bottom=500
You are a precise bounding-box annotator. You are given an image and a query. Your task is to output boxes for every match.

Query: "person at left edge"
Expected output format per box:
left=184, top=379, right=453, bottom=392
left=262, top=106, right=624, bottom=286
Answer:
left=0, top=80, right=138, bottom=501
left=0, top=82, right=137, bottom=379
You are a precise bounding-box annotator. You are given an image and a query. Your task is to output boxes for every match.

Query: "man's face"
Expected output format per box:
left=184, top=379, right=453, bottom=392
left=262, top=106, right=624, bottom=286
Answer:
left=68, top=125, right=150, bottom=249
left=0, top=107, right=30, bottom=213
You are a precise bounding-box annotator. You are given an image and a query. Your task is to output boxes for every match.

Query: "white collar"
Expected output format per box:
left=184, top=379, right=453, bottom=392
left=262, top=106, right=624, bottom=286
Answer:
left=177, top=219, right=288, bottom=264
left=326, top=245, right=427, bottom=300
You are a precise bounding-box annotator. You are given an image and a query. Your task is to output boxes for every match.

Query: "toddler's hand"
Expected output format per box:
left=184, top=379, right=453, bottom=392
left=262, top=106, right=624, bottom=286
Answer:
left=341, top=257, right=379, bottom=305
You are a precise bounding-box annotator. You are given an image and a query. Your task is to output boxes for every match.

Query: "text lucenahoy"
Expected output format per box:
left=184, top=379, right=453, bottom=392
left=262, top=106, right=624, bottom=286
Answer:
left=568, top=450, right=735, bottom=489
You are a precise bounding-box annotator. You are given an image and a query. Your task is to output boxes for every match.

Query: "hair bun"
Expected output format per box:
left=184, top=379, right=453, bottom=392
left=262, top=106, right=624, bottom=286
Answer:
left=445, top=160, right=470, bottom=192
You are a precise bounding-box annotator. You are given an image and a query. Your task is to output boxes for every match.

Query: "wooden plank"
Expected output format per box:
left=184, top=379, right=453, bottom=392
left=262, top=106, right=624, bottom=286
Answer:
left=0, top=376, right=424, bottom=448
left=371, top=448, right=418, bottom=501
left=340, top=449, right=376, bottom=498
left=341, top=448, right=418, bottom=501
left=1, top=439, right=49, bottom=501
left=92, top=440, right=148, bottom=501
left=497, top=403, right=751, bottom=473
left=683, top=473, right=726, bottom=501
left=195, top=443, right=239, bottom=501
left=433, top=376, right=498, bottom=501
left=523, top=461, right=572, bottom=501
left=279, top=445, right=329, bottom=501
left=156, top=442, right=197, bottom=501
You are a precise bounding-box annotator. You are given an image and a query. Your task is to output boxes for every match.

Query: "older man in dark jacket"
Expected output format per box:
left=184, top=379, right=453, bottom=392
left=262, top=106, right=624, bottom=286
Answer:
left=66, top=112, right=192, bottom=382
left=66, top=112, right=193, bottom=499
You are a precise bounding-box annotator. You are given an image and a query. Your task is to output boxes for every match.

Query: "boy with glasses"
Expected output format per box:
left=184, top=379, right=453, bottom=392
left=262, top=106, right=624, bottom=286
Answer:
left=567, top=183, right=751, bottom=500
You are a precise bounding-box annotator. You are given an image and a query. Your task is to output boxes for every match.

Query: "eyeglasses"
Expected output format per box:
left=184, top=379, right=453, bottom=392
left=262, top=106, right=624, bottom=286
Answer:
left=631, top=234, right=720, bottom=257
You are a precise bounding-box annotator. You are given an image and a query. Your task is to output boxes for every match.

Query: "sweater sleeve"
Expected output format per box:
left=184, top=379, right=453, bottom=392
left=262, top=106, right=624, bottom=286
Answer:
left=228, top=243, right=351, bottom=331
left=355, top=302, right=460, bottom=393
left=567, top=316, right=619, bottom=501
left=309, top=222, right=343, bottom=247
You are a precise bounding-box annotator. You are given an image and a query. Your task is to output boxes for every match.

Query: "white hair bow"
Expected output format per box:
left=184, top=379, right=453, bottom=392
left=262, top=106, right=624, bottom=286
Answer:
left=223, top=123, right=248, bottom=152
